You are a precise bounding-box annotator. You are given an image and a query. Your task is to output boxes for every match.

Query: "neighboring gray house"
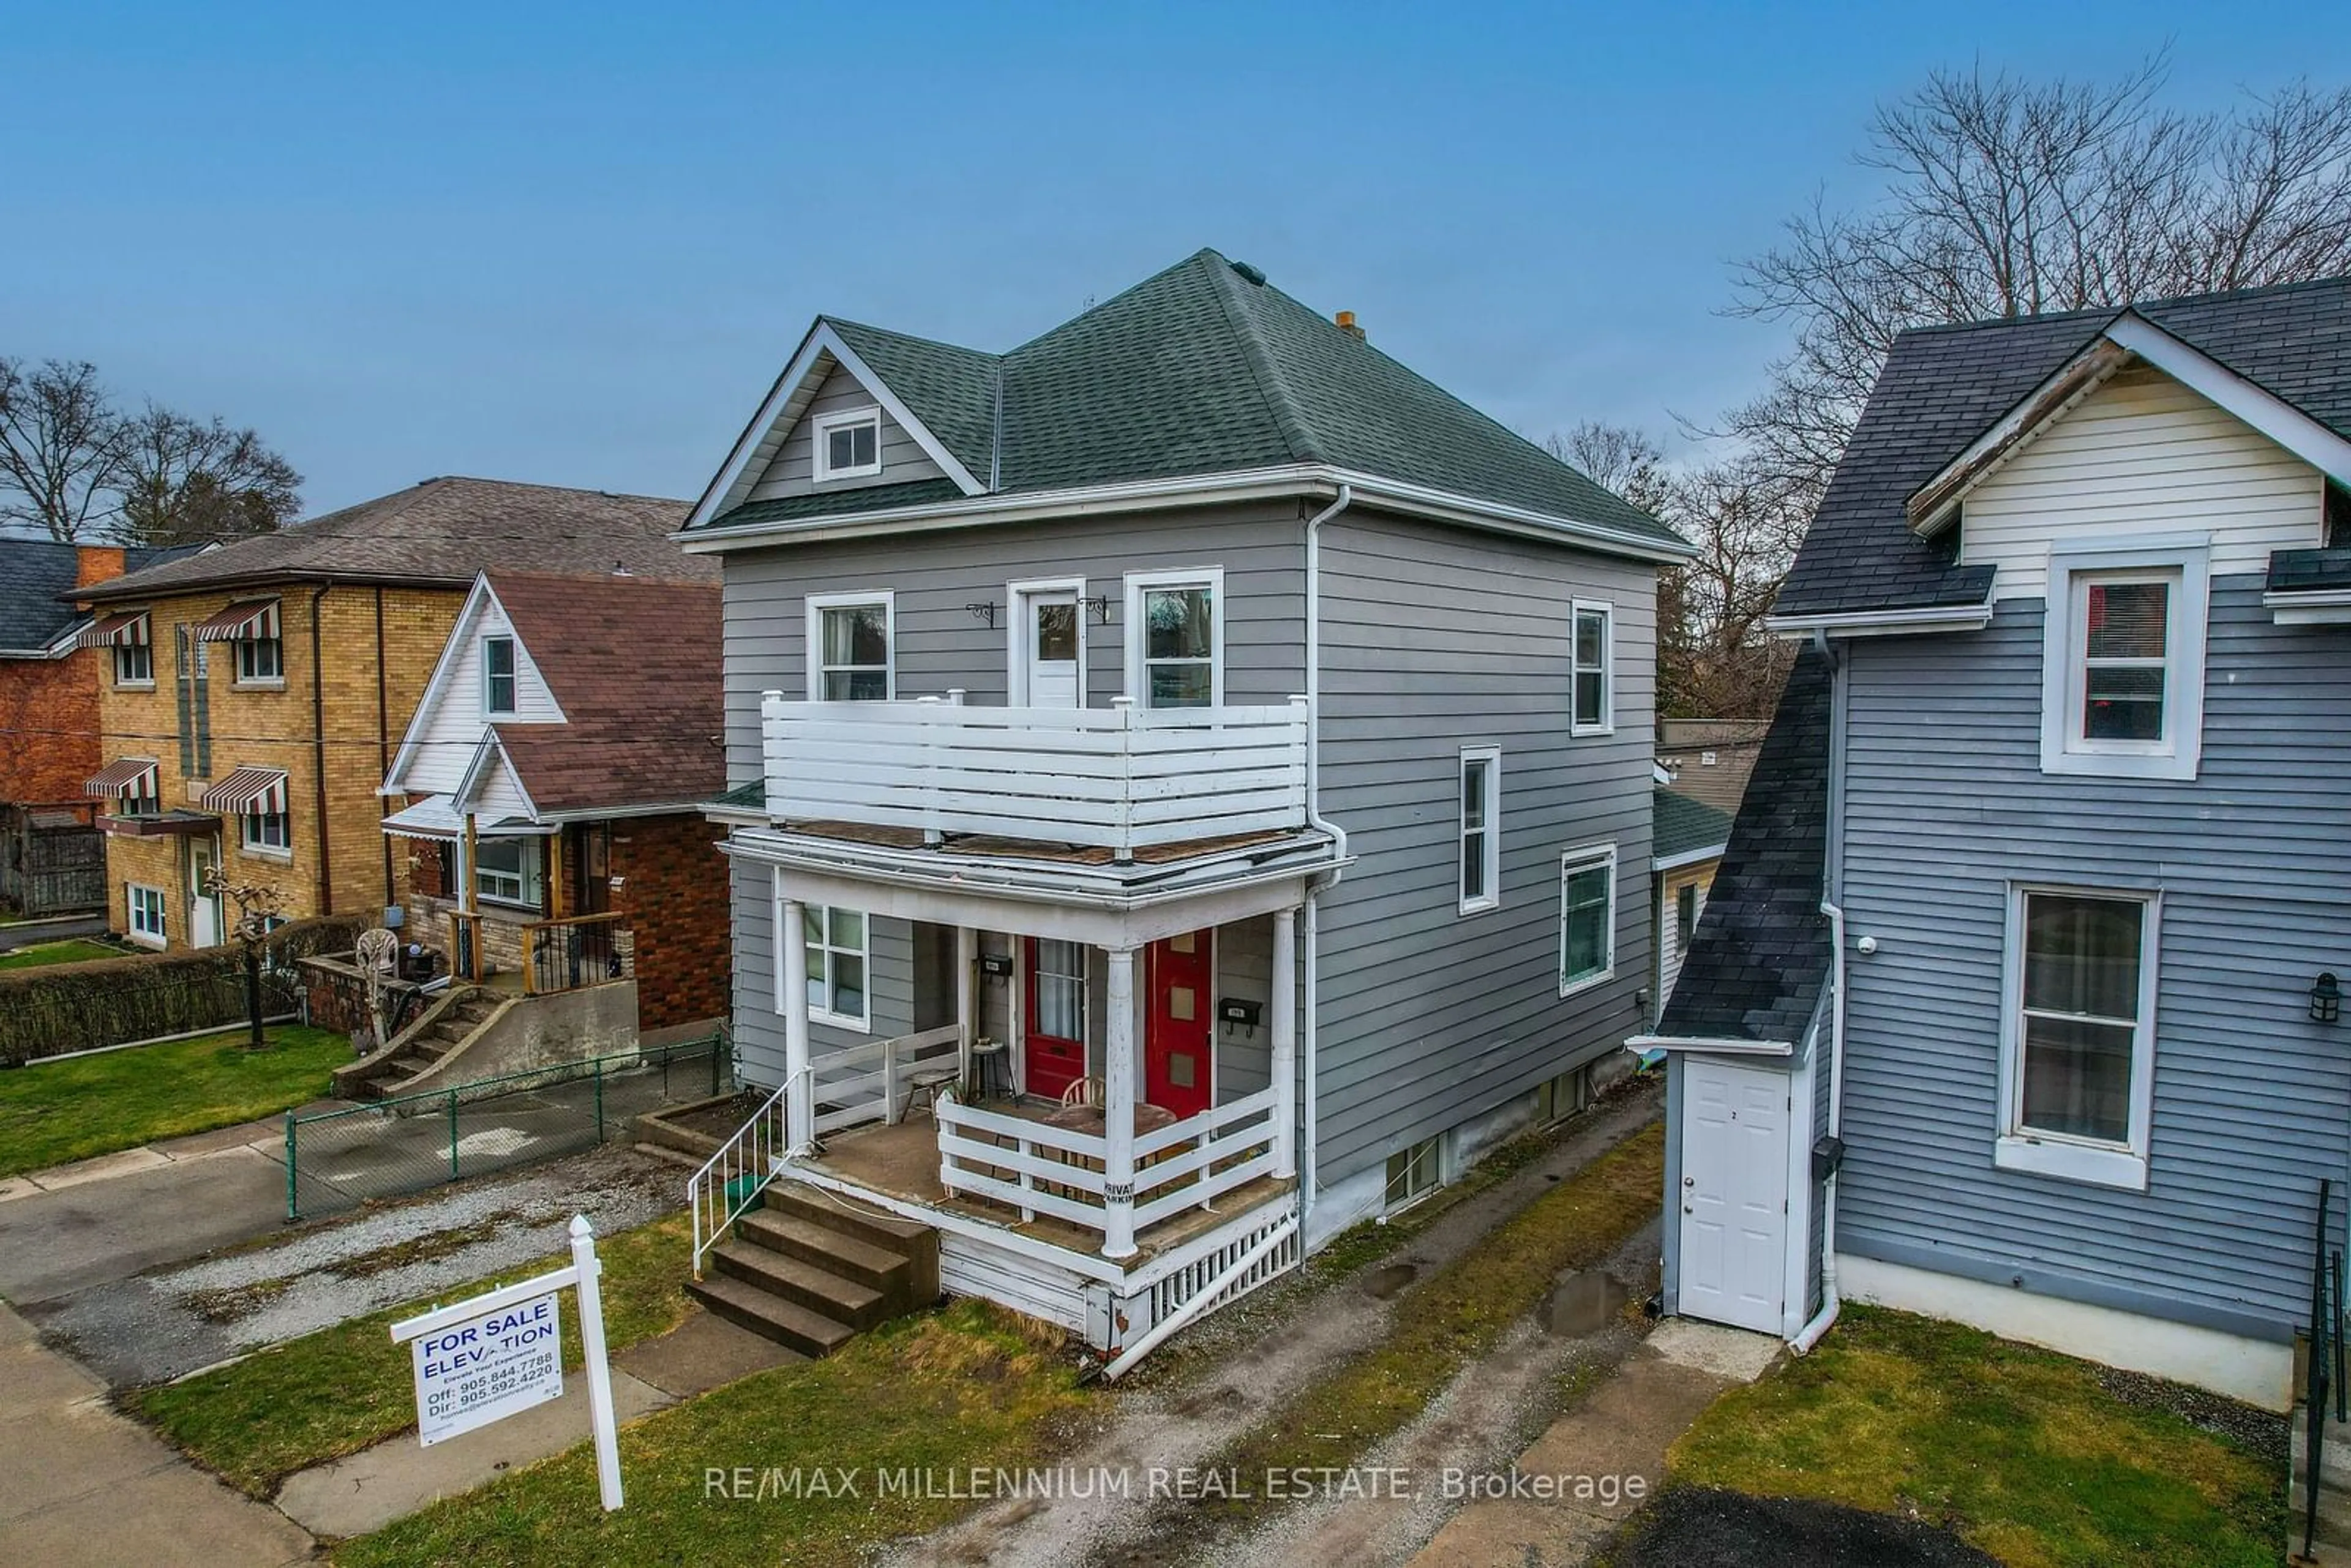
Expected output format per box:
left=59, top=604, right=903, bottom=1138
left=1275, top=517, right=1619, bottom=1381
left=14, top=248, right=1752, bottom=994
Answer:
left=1644, top=276, right=2351, bottom=1414
left=680, top=249, right=1685, bottom=1360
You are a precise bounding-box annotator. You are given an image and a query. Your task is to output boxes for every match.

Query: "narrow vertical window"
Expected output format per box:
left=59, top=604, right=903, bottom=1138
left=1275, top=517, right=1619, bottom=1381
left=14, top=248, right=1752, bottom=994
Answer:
left=1458, top=747, right=1501, bottom=913
left=1676, top=882, right=1699, bottom=947
left=1141, top=583, right=1215, bottom=707
left=808, top=595, right=894, bottom=700
left=1571, top=601, right=1612, bottom=735
left=2075, top=576, right=2170, bottom=746
left=1558, top=844, right=1617, bottom=995
left=483, top=636, right=517, bottom=715
left=803, top=904, right=871, bottom=1029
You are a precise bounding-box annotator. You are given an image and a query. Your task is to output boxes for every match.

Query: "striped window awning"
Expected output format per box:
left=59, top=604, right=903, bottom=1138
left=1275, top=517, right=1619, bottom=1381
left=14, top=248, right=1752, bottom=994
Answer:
left=191, top=598, right=282, bottom=644
left=200, top=766, right=290, bottom=815
left=75, top=610, right=151, bottom=650
left=85, top=757, right=159, bottom=801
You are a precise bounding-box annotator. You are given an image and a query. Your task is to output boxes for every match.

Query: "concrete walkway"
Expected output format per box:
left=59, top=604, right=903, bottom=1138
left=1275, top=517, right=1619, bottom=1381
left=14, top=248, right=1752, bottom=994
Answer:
left=0, top=1302, right=313, bottom=1566
left=276, top=1310, right=797, bottom=1538
left=1408, top=1318, right=1782, bottom=1567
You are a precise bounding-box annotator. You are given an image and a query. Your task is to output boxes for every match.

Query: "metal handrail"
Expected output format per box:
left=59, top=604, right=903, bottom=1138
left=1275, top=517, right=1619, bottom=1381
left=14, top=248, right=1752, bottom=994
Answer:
left=2306, top=1177, right=2342, bottom=1562
left=688, top=1069, right=800, bottom=1280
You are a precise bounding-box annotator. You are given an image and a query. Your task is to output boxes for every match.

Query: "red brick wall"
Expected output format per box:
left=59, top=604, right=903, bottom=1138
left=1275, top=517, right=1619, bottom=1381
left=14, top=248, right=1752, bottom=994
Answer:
left=0, top=548, right=126, bottom=809
left=608, top=812, right=730, bottom=1031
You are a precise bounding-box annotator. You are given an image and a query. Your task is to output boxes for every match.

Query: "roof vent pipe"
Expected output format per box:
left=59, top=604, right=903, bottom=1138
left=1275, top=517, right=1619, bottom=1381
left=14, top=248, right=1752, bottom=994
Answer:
left=1335, top=310, right=1366, bottom=342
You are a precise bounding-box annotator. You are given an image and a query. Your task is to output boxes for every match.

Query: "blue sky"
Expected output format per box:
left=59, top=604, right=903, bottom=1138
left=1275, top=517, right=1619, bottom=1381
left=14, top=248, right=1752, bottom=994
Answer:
left=1, top=1, right=2337, bottom=517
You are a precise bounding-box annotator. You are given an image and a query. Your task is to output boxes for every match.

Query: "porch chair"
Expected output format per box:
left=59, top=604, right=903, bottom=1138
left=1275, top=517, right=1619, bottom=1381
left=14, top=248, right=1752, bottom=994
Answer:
left=1060, top=1076, right=1104, bottom=1109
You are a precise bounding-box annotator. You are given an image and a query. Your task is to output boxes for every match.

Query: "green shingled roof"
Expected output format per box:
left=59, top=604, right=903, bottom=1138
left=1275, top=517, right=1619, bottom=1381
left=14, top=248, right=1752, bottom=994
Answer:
left=1654, top=787, right=1733, bottom=863
left=704, top=249, right=1680, bottom=547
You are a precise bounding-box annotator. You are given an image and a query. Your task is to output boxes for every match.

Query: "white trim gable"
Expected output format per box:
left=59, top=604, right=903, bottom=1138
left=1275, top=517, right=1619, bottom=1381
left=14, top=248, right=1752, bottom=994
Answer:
left=451, top=731, right=542, bottom=827
left=686, top=320, right=986, bottom=530
left=381, top=574, right=565, bottom=797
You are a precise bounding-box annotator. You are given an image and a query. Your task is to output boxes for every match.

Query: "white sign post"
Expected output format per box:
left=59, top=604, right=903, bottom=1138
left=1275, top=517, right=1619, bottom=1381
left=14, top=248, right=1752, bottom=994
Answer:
left=389, top=1214, right=625, bottom=1511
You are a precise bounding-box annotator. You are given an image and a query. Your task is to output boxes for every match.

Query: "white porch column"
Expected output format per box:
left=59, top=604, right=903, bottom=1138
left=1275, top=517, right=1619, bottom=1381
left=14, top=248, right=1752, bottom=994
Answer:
left=955, top=924, right=978, bottom=1089
left=1271, top=906, right=1299, bottom=1180
left=1102, top=944, right=1139, bottom=1259
left=781, top=896, right=813, bottom=1150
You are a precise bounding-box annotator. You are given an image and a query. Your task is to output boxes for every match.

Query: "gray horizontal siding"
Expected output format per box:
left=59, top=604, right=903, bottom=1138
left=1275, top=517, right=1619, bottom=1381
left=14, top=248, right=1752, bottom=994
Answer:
left=728, top=858, right=916, bottom=1086
left=746, top=361, right=945, bottom=503
left=1313, top=509, right=1657, bottom=1185
left=1837, top=579, right=2351, bottom=1338
left=720, top=500, right=1307, bottom=781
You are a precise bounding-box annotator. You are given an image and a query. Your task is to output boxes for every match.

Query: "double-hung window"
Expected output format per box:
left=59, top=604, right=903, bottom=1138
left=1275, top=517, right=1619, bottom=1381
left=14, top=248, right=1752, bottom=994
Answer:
left=114, top=642, right=152, bottom=685
left=241, top=806, right=290, bottom=855
left=1999, top=887, right=2158, bottom=1190
left=1126, top=568, right=1222, bottom=709
left=1558, top=844, right=1616, bottom=996
left=807, top=593, right=893, bottom=701
left=812, top=407, right=883, bottom=481
left=1458, top=747, right=1501, bottom=914
left=2041, top=544, right=2208, bottom=781
left=483, top=636, right=517, bottom=715
left=126, top=883, right=168, bottom=947
left=236, top=634, right=283, bottom=685
left=474, top=838, right=544, bottom=908
left=1571, top=601, right=1612, bottom=735
left=801, top=904, right=869, bottom=1030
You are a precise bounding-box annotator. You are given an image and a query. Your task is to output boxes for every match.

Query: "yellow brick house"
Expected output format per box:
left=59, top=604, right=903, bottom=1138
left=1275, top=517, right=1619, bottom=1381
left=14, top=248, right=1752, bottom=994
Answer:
left=75, top=478, right=708, bottom=951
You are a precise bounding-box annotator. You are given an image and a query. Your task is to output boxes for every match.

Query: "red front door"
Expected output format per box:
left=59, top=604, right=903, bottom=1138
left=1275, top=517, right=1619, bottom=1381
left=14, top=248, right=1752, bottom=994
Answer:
left=1024, top=937, right=1087, bottom=1101
left=1145, top=930, right=1213, bottom=1119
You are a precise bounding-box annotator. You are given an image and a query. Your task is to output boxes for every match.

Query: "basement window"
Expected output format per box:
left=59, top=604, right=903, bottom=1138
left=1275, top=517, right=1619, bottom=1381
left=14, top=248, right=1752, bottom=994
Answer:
left=1385, top=1135, right=1443, bottom=1212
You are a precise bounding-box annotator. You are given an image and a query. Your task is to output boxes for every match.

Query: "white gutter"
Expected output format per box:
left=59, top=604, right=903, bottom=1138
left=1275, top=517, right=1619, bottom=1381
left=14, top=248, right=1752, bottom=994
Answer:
left=1793, top=628, right=1848, bottom=1355
left=1622, top=1034, right=1792, bottom=1057
left=1300, top=482, right=1354, bottom=1230
left=1650, top=842, right=1728, bottom=876
left=1766, top=602, right=1994, bottom=640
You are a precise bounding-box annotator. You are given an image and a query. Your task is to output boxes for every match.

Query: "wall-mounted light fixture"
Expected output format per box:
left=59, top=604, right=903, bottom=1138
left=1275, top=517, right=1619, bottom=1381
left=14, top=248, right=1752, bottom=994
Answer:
left=2314, top=972, right=2341, bottom=1024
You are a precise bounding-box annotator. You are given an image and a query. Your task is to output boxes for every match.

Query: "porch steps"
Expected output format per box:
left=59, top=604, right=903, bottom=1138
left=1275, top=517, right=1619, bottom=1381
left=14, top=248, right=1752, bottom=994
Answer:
left=686, top=1180, right=940, bottom=1359
left=344, top=994, right=501, bottom=1101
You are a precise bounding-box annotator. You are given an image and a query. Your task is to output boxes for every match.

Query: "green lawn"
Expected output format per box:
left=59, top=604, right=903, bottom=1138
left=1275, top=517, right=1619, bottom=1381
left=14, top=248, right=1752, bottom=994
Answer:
left=0, top=1024, right=348, bottom=1177
left=334, top=1299, right=1091, bottom=1567
left=0, top=938, right=123, bottom=970
left=1667, top=1305, right=2284, bottom=1567
left=132, top=1211, right=698, bottom=1498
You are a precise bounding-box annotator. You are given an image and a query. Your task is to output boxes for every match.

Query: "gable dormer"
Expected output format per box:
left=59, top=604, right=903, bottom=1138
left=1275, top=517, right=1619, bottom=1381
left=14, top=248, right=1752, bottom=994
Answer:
left=741, top=357, right=940, bottom=503
left=383, top=576, right=565, bottom=797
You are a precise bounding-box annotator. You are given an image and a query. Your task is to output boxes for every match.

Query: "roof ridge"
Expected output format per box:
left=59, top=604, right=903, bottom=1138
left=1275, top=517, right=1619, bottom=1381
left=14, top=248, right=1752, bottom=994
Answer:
left=1007, top=247, right=1230, bottom=355
left=1205, top=255, right=1325, bottom=466
left=823, top=315, right=1000, bottom=364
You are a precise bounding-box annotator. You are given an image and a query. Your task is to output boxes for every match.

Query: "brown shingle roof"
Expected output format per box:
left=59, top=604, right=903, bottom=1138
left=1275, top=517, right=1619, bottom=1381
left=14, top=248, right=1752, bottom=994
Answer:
left=484, top=572, right=724, bottom=816
left=83, top=476, right=711, bottom=602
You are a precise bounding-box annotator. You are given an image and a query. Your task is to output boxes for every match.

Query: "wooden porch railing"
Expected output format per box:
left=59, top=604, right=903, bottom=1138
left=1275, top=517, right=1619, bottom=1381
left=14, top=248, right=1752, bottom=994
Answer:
left=525, top=911, right=630, bottom=996
left=936, top=1086, right=1282, bottom=1244
left=447, top=910, right=482, bottom=983
left=805, top=1024, right=962, bottom=1134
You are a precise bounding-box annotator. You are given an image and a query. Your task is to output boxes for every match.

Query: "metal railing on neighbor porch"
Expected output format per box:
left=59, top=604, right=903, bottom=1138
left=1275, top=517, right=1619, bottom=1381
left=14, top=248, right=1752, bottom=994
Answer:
left=283, top=1032, right=731, bottom=1219
left=527, top=912, right=629, bottom=996
left=2304, top=1177, right=2347, bottom=1561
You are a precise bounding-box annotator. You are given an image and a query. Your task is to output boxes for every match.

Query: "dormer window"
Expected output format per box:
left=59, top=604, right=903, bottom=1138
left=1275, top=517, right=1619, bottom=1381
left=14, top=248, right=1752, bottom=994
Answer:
left=482, top=636, right=517, bottom=715
left=813, top=407, right=883, bottom=481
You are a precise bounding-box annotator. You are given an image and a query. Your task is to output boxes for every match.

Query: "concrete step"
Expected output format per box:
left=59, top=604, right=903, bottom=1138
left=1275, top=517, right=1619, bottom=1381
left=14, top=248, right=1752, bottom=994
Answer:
left=632, top=1141, right=703, bottom=1171
left=763, top=1184, right=940, bottom=1306
left=688, top=1274, right=852, bottom=1358
left=737, top=1209, right=911, bottom=1299
left=711, top=1242, right=887, bottom=1329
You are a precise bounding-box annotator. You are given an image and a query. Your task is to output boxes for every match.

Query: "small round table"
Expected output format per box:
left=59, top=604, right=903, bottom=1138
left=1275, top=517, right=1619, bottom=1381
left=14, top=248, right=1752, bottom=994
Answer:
left=967, top=1038, right=1011, bottom=1102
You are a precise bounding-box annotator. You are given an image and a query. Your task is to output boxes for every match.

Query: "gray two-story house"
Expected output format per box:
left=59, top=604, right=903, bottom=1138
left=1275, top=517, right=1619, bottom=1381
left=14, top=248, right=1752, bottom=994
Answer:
left=676, top=249, right=1686, bottom=1362
left=1646, top=276, right=2351, bottom=1413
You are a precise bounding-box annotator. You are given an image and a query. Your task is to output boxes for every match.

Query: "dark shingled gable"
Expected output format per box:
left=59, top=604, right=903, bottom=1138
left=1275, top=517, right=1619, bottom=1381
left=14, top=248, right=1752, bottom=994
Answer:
left=1655, top=645, right=1832, bottom=1045
left=1779, top=274, right=2351, bottom=618
left=705, top=249, right=1680, bottom=549
left=1653, top=788, right=1733, bottom=864
left=0, top=540, right=197, bottom=648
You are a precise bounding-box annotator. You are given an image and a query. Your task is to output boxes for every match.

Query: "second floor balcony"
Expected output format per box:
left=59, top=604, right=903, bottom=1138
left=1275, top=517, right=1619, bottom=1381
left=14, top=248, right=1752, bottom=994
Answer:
left=759, top=692, right=1311, bottom=860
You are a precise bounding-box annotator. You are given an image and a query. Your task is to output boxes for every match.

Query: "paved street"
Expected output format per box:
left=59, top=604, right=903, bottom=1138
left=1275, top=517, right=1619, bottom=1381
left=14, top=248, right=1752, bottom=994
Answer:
left=0, top=1300, right=312, bottom=1566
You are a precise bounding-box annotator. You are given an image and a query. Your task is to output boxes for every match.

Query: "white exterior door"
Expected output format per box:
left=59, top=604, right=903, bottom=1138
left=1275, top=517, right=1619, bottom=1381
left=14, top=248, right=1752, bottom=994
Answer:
left=1014, top=587, right=1081, bottom=708
left=1678, top=1056, right=1790, bottom=1335
left=189, top=839, right=223, bottom=949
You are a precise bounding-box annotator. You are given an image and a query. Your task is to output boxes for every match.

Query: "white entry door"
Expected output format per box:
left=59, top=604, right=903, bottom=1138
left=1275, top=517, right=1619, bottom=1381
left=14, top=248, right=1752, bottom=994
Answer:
left=1678, top=1056, right=1790, bottom=1335
left=189, top=839, right=223, bottom=949
left=1014, top=586, right=1082, bottom=708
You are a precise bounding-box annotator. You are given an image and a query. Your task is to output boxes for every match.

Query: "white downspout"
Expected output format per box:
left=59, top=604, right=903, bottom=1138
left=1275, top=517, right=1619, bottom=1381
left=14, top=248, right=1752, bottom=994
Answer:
left=1301, top=483, right=1354, bottom=1229
left=1793, top=628, right=1846, bottom=1354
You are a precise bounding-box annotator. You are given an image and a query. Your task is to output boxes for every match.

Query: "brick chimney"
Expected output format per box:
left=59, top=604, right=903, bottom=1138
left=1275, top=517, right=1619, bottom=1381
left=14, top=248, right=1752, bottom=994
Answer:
left=1335, top=310, right=1366, bottom=343
left=74, top=545, right=127, bottom=590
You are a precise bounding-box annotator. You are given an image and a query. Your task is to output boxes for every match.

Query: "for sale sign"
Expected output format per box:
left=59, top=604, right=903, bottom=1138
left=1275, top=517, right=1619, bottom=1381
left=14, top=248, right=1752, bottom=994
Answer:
left=410, top=1290, right=564, bottom=1446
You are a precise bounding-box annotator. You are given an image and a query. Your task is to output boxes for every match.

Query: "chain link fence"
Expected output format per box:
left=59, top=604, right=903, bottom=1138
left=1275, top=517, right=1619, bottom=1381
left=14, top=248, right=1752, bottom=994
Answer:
left=283, top=1032, right=734, bottom=1218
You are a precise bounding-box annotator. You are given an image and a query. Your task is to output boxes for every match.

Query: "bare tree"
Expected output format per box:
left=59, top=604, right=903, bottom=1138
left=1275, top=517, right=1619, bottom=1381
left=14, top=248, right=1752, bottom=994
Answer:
left=116, top=403, right=302, bottom=546
left=0, top=358, right=129, bottom=541
left=1547, top=421, right=1674, bottom=518
left=1728, top=58, right=2351, bottom=500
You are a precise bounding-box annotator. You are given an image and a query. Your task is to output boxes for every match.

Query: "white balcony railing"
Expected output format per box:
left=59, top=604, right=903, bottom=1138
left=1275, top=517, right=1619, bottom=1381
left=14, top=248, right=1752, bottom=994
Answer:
left=760, top=693, right=1310, bottom=856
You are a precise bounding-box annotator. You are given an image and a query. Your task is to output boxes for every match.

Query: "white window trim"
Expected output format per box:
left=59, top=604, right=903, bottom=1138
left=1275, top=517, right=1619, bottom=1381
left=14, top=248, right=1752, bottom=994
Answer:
left=2038, top=539, right=2209, bottom=781
left=1005, top=576, right=1090, bottom=707
left=482, top=635, right=518, bottom=716
left=233, top=636, right=285, bottom=689
left=1994, top=882, right=2160, bottom=1192
left=804, top=590, right=896, bottom=702
left=113, top=643, right=154, bottom=688
left=239, top=810, right=293, bottom=860
left=1571, top=599, right=1614, bottom=737
left=1557, top=841, right=1619, bottom=997
left=811, top=405, right=885, bottom=482
left=1122, top=566, right=1226, bottom=709
left=1458, top=746, right=1501, bottom=915
left=126, top=882, right=168, bottom=948
left=771, top=883, right=873, bottom=1033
